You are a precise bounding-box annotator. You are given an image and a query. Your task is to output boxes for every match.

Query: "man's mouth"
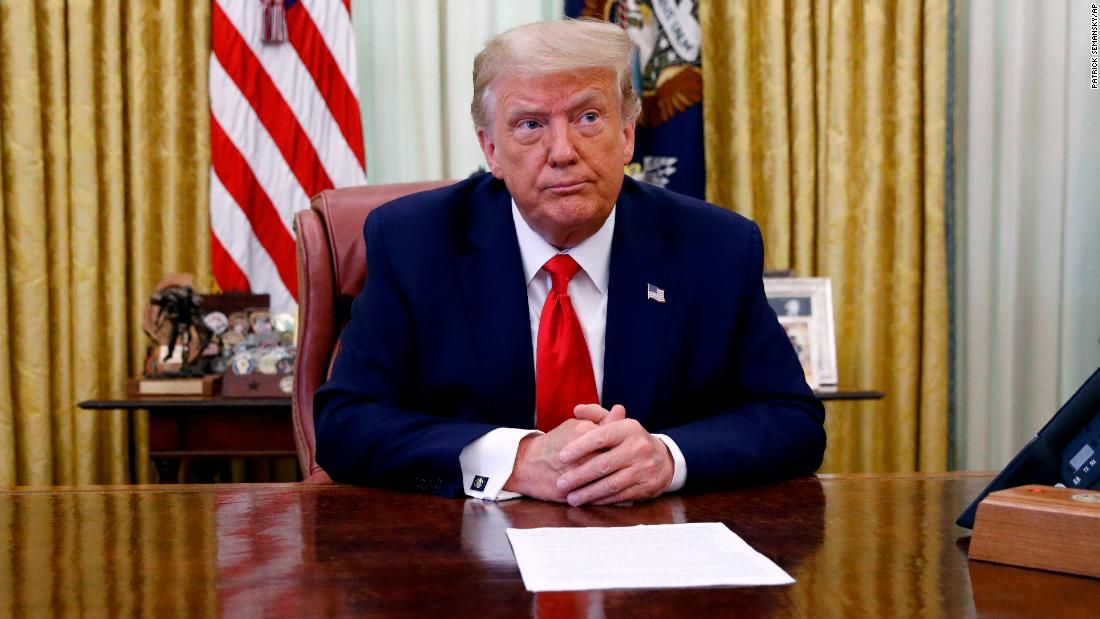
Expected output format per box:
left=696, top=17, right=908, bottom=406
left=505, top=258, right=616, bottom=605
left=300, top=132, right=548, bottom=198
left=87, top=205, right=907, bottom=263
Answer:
left=545, top=181, right=588, bottom=193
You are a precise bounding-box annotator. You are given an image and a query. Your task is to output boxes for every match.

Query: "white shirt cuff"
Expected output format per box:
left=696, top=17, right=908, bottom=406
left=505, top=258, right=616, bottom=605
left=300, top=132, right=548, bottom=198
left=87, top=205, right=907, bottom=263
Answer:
left=652, top=433, right=687, bottom=492
left=459, top=427, right=541, bottom=500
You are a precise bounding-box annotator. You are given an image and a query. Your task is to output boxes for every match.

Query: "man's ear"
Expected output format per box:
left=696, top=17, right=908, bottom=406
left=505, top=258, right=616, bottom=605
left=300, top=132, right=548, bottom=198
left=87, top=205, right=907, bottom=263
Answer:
left=621, top=119, right=636, bottom=164
left=477, top=128, right=503, bottom=178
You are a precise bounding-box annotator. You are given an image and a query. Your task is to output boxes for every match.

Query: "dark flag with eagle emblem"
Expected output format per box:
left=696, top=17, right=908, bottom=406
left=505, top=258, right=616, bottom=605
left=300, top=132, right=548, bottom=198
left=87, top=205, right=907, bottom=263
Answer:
left=566, top=0, right=705, bottom=199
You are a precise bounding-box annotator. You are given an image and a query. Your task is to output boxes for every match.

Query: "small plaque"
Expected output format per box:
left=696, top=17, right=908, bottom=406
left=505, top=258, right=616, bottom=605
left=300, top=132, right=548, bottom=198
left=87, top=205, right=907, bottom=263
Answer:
left=126, top=374, right=222, bottom=397
left=970, top=485, right=1100, bottom=579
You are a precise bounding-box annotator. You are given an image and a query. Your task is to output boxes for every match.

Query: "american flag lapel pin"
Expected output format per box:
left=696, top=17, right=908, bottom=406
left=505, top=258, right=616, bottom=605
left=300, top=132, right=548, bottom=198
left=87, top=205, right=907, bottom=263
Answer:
left=646, top=283, right=666, bottom=303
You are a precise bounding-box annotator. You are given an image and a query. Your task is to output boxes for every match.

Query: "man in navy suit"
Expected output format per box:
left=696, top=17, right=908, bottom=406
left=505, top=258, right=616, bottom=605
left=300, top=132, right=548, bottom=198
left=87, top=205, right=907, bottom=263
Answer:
left=315, top=19, right=825, bottom=505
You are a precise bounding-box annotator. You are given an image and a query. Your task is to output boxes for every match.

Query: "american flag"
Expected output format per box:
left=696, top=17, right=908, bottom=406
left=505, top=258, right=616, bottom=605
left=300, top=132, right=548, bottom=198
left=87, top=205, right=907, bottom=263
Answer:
left=647, top=283, right=666, bottom=303
left=209, top=0, right=367, bottom=312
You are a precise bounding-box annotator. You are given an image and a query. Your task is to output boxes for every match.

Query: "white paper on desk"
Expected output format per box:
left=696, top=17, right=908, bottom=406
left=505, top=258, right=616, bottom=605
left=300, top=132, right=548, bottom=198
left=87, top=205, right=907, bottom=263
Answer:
left=505, top=522, right=793, bottom=591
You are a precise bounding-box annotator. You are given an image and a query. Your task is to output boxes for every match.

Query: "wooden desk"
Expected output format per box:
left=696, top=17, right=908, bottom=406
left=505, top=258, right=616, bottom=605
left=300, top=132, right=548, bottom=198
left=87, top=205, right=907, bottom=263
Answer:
left=2, top=474, right=1096, bottom=616
left=77, top=397, right=296, bottom=482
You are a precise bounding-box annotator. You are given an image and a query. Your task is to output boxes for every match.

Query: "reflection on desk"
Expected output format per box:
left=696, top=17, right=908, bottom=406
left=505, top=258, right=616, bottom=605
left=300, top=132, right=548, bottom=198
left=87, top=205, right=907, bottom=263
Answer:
left=1, top=474, right=1097, bottom=616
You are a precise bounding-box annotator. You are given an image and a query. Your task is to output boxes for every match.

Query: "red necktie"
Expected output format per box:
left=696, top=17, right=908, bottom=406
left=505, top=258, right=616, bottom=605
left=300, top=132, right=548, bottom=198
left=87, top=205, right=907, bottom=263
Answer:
left=536, top=254, right=599, bottom=432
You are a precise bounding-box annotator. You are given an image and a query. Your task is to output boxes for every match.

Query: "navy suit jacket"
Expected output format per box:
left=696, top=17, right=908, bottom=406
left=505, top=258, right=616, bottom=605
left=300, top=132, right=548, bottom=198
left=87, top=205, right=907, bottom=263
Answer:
left=315, top=173, right=825, bottom=497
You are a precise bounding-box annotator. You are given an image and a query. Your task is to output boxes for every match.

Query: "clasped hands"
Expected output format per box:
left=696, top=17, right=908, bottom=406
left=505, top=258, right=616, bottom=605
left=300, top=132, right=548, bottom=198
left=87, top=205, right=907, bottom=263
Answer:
left=502, top=404, right=674, bottom=506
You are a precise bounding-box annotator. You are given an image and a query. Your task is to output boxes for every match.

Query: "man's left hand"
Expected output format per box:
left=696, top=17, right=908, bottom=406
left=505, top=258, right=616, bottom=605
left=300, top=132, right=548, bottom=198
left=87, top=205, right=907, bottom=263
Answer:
left=554, top=405, right=674, bottom=506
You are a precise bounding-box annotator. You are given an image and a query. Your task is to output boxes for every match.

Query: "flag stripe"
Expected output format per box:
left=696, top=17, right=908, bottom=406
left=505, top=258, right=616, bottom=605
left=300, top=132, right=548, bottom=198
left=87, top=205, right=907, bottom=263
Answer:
left=210, top=175, right=296, bottom=312
left=209, top=57, right=309, bottom=232
left=216, top=0, right=364, bottom=189
left=212, top=1, right=333, bottom=198
left=210, top=0, right=365, bottom=311
left=210, top=115, right=299, bottom=298
left=288, top=2, right=365, bottom=168
left=210, top=232, right=252, bottom=293
left=301, top=0, right=359, bottom=97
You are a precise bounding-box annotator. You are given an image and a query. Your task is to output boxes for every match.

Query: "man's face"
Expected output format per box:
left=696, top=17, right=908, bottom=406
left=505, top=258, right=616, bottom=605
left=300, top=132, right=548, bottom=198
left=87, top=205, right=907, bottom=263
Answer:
left=477, top=68, right=636, bottom=248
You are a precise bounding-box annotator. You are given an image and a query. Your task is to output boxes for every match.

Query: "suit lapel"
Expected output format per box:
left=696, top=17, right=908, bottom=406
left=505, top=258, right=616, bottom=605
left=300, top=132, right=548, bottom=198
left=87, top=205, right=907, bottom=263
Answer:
left=456, top=180, right=536, bottom=427
left=602, top=180, right=676, bottom=426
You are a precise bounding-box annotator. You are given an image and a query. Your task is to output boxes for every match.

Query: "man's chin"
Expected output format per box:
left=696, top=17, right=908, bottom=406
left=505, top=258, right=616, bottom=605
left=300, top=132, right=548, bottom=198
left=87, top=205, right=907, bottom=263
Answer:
left=539, top=189, right=605, bottom=214
left=542, top=213, right=611, bottom=248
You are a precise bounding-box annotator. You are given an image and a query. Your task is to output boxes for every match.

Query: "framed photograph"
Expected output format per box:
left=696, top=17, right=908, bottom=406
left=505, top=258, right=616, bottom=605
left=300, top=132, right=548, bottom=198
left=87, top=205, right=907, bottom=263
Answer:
left=763, top=277, right=837, bottom=387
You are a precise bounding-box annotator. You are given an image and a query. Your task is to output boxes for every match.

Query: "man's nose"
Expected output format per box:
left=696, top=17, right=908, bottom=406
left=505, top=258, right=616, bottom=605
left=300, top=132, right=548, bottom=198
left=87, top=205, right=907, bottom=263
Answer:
left=545, top=121, right=578, bottom=167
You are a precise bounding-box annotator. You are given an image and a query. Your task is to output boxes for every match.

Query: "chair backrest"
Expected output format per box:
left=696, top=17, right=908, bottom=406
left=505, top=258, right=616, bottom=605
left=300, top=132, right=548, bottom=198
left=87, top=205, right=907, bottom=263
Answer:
left=293, top=180, right=453, bottom=481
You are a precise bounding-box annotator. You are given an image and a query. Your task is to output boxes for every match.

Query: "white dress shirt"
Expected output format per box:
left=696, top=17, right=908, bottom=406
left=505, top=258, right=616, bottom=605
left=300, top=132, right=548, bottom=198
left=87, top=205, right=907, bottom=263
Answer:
left=459, top=201, right=687, bottom=500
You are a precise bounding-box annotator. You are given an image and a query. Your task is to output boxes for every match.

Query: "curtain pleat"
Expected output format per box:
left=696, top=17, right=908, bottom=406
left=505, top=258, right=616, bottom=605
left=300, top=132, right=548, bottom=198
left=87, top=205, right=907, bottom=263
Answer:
left=702, top=0, right=949, bottom=473
left=955, top=0, right=1100, bottom=470
left=0, top=0, right=211, bottom=485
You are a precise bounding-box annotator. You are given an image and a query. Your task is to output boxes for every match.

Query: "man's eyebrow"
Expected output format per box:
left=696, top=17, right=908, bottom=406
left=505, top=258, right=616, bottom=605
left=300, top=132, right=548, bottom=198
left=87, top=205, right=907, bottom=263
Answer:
left=503, top=90, right=610, bottom=121
left=504, top=106, right=546, bottom=121
left=565, top=91, right=607, bottom=111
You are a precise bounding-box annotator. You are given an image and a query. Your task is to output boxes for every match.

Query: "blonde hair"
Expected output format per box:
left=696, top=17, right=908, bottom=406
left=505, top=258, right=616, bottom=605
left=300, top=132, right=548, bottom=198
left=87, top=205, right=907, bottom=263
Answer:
left=471, top=19, right=641, bottom=129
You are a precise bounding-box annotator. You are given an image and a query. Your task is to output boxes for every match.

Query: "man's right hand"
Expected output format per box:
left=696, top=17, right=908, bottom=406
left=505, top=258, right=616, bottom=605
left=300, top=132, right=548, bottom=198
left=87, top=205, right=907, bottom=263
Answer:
left=503, top=419, right=597, bottom=501
left=502, top=404, right=627, bottom=502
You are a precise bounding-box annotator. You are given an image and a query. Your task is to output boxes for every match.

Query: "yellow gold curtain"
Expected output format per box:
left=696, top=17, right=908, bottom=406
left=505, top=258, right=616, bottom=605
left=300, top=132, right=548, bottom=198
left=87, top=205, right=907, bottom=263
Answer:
left=701, top=0, right=948, bottom=473
left=0, top=0, right=211, bottom=485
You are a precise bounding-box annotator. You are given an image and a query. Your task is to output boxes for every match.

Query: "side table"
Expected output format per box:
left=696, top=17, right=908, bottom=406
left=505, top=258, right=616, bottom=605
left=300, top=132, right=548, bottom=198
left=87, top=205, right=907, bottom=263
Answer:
left=814, top=388, right=884, bottom=401
left=78, top=396, right=295, bottom=483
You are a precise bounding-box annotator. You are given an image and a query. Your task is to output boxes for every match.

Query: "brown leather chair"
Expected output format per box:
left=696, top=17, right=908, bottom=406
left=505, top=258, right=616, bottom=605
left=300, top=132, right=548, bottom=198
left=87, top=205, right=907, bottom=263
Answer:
left=293, top=180, right=453, bottom=482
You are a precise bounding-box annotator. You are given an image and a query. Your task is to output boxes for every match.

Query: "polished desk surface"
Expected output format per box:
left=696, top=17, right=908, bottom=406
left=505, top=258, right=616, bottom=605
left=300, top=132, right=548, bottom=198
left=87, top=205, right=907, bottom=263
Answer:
left=2, top=473, right=1097, bottom=617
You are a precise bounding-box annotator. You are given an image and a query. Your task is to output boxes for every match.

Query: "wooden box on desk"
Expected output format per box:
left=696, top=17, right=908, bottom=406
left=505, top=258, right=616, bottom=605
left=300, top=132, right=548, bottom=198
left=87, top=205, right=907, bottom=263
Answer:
left=969, top=484, right=1100, bottom=578
left=222, top=372, right=293, bottom=397
left=126, top=374, right=222, bottom=397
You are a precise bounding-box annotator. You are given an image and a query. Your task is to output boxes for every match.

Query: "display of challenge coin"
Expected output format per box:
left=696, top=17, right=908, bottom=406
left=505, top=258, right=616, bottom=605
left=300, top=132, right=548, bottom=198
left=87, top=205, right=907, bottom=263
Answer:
left=256, top=331, right=283, bottom=346
left=257, top=350, right=283, bottom=375
left=272, top=312, right=296, bottom=335
left=276, top=356, right=294, bottom=374
left=250, top=310, right=273, bottom=334
left=228, top=311, right=250, bottom=335
left=230, top=352, right=255, bottom=375
left=279, top=375, right=294, bottom=394
left=202, top=311, right=229, bottom=335
left=221, top=330, right=245, bottom=349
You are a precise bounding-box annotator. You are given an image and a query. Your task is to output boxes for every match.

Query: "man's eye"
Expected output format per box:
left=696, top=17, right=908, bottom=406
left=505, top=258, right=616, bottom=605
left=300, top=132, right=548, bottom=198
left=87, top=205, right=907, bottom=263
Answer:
left=581, top=112, right=599, bottom=123
left=518, top=120, right=541, bottom=130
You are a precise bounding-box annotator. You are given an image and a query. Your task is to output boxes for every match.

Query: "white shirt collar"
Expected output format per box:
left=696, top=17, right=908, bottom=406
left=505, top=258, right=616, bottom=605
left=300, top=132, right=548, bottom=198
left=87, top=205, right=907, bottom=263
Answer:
left=511, top=199, right=615, bottom=294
